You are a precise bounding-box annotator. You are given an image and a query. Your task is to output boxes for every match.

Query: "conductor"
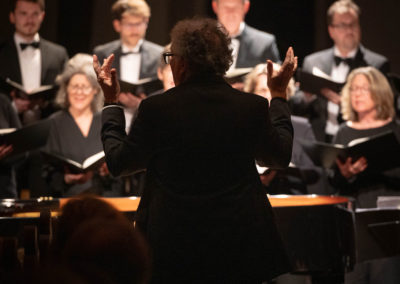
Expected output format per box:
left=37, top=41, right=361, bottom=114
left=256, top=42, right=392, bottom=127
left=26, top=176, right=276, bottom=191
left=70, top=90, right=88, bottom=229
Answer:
left=94, top=18, right=297, bottom=284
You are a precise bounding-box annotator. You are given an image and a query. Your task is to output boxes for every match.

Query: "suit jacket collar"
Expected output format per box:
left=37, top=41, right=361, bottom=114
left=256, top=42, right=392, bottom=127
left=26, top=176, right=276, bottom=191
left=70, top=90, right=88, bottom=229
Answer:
left=5, top=38, right=22, bottom=83
left=4, top=36, right=54, bottom=84
left=39, top=38, right=51, bottom=83
left=113, top=40, right=155, bottom=79
left=112, top=43, right=123, bottom=75
left=236, top=24, right=251, bottom=68
left=325, top=45, right=367, bottom=74
left=352, top=45, right=368, bottom=71
left=139, top=41, right=157, bottom=79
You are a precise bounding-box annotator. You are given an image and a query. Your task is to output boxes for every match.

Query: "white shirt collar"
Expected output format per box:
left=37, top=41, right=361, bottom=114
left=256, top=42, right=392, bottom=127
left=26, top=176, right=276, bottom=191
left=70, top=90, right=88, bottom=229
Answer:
left=230, top=22, right=245, bottom=38
left=333, top=45, right=358, bottom=59
left=14, top=33, right=40, bottom=51
left=121, top=39, right=143, bottom=53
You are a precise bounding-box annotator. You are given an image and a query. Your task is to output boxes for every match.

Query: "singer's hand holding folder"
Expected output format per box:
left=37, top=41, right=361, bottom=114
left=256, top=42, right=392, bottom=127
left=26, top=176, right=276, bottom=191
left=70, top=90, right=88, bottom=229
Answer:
left=299, top=130, right=400, bottom=172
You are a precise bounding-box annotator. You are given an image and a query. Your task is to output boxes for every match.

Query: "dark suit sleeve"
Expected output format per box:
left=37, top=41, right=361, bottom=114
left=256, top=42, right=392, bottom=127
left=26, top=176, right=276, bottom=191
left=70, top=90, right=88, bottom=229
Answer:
left=255, top=97, right=293, bottom=168
left=101, top=104, right=153, bottom=176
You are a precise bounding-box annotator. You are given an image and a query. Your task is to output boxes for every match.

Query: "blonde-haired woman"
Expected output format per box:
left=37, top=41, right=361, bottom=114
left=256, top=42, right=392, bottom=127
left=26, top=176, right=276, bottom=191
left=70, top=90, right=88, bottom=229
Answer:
left=244, top=63, right=330, bottom=195
left=332, top=66, right=400, bottom=284
left=44, top=54, right=122, bottom=197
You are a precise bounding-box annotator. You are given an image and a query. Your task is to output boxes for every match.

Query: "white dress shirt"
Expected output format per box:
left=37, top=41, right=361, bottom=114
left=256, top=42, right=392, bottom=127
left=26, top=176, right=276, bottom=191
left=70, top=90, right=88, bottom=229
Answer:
left=228, top=22, right=245, bottom=72
left=14, top=33, right=41, bottom=92
left=325, top=46, right=358, bottom=136
left=119, top=40, right=143, bottom=133
left=120, top=40, right=143, bottom=84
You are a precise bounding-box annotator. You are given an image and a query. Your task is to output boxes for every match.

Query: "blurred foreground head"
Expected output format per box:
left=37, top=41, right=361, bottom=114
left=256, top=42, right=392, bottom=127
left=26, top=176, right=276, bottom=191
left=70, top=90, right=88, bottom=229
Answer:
left=48, top=195, right=150, bottom=284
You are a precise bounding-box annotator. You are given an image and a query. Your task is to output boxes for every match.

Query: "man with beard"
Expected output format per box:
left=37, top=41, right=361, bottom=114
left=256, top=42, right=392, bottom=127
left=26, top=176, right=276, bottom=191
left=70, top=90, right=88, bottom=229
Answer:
left=0, top=0, right=68, bottom=123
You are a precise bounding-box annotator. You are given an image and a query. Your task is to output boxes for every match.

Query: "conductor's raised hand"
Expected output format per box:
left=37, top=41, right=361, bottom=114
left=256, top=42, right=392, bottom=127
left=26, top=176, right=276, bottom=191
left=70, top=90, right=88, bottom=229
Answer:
left=93, top=54, right=120, bottom=104
left=267, top=47, right=298, bottom=99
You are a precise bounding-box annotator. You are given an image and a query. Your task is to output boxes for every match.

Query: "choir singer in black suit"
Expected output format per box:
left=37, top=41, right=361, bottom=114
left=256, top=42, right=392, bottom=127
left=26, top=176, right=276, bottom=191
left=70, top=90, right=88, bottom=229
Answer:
left=212, top=0, right=280, bottom=70
left=0, top=0, right=68, bottom=123
left=94, top=18, right=297, bottom=283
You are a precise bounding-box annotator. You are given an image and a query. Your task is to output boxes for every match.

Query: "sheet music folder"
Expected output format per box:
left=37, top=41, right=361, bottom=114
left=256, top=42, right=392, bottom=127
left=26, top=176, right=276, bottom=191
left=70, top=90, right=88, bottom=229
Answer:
left=119, top=77, right=163, bottom=96
left=299, top=130, right=400, bottom=172
left=355, top=208, right=400, bottom=262
left=0, top=119, right=51, bottom=163
left=0, top=77, right=57, bottom=100
left=297, top=68, right=345, bottom=95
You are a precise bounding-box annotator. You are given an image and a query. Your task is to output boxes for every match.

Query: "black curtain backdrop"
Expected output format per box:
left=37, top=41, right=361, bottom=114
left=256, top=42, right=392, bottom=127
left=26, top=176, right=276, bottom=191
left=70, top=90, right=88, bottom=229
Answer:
left=0, top=0, right=399, bottom=73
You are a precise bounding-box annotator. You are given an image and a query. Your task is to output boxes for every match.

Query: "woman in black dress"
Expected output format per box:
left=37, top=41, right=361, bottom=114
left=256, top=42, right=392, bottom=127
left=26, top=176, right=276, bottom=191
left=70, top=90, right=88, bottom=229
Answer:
left=44, top=54, right=122, bottom=197
left=331, top=66, right=400, bottom=284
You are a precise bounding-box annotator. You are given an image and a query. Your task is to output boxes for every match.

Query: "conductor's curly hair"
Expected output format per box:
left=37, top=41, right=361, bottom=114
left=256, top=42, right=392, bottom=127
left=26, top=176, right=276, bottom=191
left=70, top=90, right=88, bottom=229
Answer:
left=170, top=18, right=233, bottom=76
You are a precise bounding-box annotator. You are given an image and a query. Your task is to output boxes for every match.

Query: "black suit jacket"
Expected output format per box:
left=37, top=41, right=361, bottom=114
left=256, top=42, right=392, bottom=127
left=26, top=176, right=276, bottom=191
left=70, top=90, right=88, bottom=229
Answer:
left=93, top=39, right=163, bottom=80
left=0, top=37, right=68, bottom=86
left=0, top=94, right=21, bottom=198
left=236, top=24, right=280, bottom=68
left=101, top=74, right=293, bottom=282
left=302, top=45, right=390, bottom=141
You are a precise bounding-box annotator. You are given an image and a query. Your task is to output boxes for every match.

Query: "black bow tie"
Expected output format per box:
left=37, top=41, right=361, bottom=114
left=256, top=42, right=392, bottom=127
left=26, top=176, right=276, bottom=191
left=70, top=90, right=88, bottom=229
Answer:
left=121, top=51, right=140, bottom=56
left=334, top=56, right=354, bottom=66
left=20, top=41, right=40, bottom=50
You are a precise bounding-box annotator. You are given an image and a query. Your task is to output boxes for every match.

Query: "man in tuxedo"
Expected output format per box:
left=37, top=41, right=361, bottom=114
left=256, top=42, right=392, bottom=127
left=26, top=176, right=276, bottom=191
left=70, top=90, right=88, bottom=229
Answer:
left=212, top=0, right=280, bottom=71
left=0, top=0, right=68, bottom=198
left=0, top=0, right=68, bottom=124
left=95, top=18, right=297, bottom=283
left=93, top=0, right=162, bottom=196
left=93, top=0, right=162, bottom=133
left=300, top=0, right=389, bottom=142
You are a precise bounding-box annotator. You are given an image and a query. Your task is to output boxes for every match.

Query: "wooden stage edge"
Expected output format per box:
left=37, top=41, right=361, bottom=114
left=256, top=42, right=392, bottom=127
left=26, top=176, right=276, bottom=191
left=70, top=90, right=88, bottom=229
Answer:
left=61, top=194, right=350, bottom=212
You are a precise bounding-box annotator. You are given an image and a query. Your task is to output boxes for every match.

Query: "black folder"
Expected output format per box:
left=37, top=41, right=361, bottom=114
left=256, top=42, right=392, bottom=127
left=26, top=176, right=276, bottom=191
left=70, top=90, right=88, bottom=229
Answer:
left=0, top=119, right=51, bottom=162
left=299, top=130, right=400, bottom=172
left=119, top=77, right=163, bottom=96
left=297, top=68, right=345, bottom=95
left=1, top=77, right=57, bottom=100
left=41, top=150, right=105, bottom=174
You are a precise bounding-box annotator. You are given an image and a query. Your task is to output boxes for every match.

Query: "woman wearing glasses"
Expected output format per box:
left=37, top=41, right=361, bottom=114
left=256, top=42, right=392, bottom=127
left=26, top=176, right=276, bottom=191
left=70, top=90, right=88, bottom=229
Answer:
left=44, top=54, right=122, bottom=197
left=330, top=66, right=400, bottom=284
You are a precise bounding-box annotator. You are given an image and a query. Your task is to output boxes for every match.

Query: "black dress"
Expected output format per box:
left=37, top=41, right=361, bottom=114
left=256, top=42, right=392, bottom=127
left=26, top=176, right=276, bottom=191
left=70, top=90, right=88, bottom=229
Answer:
left=0, top=94, right=21, bottom=198
left=44, top=110, right=122, bottom=197
left=331, top=120, right=400, bottom=208
left=332, top=121, right=400, bottom=284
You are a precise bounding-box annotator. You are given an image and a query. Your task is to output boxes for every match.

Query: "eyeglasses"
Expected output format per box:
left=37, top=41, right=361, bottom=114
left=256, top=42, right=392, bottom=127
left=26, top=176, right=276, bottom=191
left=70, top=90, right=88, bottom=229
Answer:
left=162, top=52, right=175, bottom=65
left=350, top=86, right=370, bottom=94
left=330, top=22, right=359, bottom=30
left=68, top=84, right=93, bottom=94
left=121, top=21, right=148, bottom=29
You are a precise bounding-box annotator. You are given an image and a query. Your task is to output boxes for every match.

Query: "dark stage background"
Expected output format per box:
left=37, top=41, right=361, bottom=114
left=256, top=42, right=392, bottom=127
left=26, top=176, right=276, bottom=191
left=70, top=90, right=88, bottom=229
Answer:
left=0, top=0, right=399, bottom=74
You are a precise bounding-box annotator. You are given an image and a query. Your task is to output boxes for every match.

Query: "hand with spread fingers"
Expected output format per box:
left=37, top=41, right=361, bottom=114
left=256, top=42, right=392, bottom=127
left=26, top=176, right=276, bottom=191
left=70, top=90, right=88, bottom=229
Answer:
left=93, top=54, right=120, bottom=104
left=267, top=47, right=298, bottom=99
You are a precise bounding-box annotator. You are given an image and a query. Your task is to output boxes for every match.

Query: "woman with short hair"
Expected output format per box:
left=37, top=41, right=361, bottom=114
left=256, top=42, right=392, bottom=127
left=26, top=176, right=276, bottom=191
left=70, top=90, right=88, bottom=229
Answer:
left=44, top=54, right=122, bottom=197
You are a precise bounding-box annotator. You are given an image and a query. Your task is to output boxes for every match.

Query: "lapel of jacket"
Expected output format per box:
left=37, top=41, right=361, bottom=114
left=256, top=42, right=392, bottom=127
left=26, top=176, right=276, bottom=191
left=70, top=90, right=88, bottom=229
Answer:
left=139, top=41, right=150, bottom=79
left=6, top=39, right=23, bottom=83
left=113, top=43, right=122, bottom=75
left=39, top=39, right=49, bottom=84
left=351, top=45, right=368, bottom=71
left=235, top=26, right=249, bottom=68
left=321, top=48, right=335, bottom=75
